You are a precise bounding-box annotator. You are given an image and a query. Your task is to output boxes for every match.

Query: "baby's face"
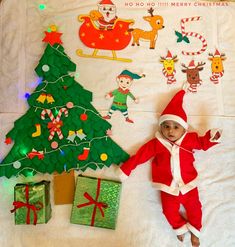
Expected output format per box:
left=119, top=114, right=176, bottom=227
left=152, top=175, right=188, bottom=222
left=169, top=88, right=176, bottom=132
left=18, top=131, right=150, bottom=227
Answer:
left=160, top=120, right=186, bottom=142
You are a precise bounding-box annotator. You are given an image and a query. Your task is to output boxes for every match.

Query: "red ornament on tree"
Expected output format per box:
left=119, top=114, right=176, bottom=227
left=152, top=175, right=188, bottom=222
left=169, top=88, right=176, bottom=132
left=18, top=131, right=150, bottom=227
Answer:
left=5, top=137, right=12, bottom=145
left=80, top=113, right=88, bottom=121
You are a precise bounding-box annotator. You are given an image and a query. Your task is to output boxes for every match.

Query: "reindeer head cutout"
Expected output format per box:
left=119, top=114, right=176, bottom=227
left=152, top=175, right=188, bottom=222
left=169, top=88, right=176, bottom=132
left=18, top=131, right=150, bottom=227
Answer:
left=143, top=7, right=164, bottom=30
left=208, top=49, right=226, bottom=73
left=160, top=50, right=178, bottom=75
left=182, top=60, right=205, bottom=85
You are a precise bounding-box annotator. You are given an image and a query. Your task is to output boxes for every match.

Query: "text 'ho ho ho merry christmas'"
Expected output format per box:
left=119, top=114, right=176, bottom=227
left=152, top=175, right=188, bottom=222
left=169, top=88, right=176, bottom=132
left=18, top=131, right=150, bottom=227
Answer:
left=124, top=2, right=229, bottom=8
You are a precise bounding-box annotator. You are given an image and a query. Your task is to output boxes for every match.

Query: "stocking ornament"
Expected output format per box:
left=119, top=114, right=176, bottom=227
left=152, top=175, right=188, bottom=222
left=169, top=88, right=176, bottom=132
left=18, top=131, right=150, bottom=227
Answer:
left=78, top=147, right=90, bottom=161
left=32, top=124, right=41, bottom=137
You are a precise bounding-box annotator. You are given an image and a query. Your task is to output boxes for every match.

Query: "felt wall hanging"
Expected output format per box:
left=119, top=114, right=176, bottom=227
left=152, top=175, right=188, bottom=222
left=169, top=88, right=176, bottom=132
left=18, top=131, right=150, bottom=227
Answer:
left=77, top=0, right=134, bottom=62
left=208, top=49, right=226, bottom=84
left=0, top=25, right=129, bottom=178
left=181, top=59, right=206, bottom=93
left=176, top=16, right=207, bottom=56
left=160, top=50, right=178, bottom=84
left=103, top=69, right=145, bottom=123
left=129, top=7, right=164, bottom=49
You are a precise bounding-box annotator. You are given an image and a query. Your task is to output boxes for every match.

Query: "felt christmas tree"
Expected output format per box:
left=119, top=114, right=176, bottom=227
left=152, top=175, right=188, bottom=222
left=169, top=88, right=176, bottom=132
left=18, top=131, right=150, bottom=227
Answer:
left=0, top=25, right=129, bottom=178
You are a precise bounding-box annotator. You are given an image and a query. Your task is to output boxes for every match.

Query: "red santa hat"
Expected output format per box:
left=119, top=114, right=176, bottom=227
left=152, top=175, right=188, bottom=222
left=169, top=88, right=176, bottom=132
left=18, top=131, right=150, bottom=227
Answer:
left=188, top=60, right=196, bottom=69
left=166, top=50, right=173, bottom=60
left=159, top=90, right=188, bottom=129
left=214, top=49, right=221, bottom=57
left=98, top=0, right=114, bottom=5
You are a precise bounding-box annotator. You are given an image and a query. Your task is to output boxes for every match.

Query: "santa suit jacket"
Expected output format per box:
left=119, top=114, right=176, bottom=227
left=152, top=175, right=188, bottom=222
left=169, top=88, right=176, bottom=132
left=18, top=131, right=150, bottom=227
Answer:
left=120, top=130, right=219, bottom=196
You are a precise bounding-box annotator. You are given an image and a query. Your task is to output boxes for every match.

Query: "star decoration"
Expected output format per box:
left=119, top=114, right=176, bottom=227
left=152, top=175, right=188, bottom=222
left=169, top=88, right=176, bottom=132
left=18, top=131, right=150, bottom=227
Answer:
left=99, top=34, right=105, bottom=40
left=5, top=137, right=12, bottom=145
left=42, top=31, right=63, bottom=46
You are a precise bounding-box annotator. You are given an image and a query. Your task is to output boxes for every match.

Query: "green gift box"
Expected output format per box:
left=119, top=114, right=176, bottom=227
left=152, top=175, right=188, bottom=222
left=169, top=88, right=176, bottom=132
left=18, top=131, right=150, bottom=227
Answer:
left=70, top=175, right=121, bottom=229
left=11, top=180, right=52, bottom=225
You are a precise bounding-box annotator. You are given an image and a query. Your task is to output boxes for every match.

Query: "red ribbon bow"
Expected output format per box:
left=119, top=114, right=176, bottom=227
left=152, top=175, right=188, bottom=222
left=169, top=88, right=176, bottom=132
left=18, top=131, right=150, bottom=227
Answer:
left=77, top=178, right=108, bottom=226
left=11, top=185, right=43, bottom=225
left=47, top=120, right=63, bottom=132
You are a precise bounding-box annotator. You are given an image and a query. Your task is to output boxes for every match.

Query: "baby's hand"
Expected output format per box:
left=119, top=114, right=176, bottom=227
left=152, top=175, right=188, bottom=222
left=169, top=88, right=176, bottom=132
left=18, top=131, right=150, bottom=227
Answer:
left=212, top=131, right=221, bottom=141
left=210, top=129, right=222, bottom=142
left=134, top=98, right=139, bottom=104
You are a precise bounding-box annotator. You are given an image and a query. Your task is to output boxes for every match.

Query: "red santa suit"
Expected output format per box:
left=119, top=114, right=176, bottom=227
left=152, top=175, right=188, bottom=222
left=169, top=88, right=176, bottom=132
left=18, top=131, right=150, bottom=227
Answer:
left=119, top=90, right=221, bottom=238
left=97, top=0, right=118, bottom=30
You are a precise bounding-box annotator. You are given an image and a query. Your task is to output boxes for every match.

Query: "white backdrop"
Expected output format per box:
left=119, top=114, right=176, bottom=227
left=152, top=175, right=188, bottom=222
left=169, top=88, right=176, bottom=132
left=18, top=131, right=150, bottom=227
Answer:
left=0, top=0, right=235, bottom=246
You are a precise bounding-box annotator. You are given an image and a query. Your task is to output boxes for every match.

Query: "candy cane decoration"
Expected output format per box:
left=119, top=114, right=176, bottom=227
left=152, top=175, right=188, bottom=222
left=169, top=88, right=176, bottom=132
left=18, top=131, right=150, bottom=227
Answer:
left=55, top=108, right=68, bottom=121
left=41, top=109, right=54, bottom=121
left=210, top=72, right=224, bottom=84
left=41, top=108, right=68, bottom=140
left=162, top=69, right=176, bottom=84
left=180, top=16, right=207, bottom=56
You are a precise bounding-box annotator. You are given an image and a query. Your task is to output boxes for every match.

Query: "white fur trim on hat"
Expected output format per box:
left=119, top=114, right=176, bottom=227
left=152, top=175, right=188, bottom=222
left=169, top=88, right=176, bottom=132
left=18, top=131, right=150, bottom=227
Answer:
left=159, top=114, right=188, bottom=129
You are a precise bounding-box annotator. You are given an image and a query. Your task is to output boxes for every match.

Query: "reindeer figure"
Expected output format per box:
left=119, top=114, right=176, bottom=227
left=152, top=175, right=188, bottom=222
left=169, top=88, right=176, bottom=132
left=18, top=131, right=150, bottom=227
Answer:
left=208, top=49, right=226, bottom=84
left=160, top=50, right=178, bottom=84
left=182, top=60, right=206, bottom=93
left=129, top=8, right=164, bottom=49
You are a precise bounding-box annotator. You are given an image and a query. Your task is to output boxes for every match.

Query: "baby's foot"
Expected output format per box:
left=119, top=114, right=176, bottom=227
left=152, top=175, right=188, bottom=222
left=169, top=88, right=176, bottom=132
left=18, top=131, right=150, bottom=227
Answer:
left=190, top=232, right=200, bottom=247
left=177, top=234, right=185, bottom=242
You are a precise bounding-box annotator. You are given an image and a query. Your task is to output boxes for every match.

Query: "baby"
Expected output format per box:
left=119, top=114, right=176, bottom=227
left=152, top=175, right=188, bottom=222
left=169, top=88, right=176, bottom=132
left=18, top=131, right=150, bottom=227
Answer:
left=118, top=90, right=221, bottom=247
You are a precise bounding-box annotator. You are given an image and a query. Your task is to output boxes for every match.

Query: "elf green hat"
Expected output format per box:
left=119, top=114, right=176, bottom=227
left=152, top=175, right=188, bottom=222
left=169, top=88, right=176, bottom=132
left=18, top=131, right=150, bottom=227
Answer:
left=119, top=70, right=144, bottom=80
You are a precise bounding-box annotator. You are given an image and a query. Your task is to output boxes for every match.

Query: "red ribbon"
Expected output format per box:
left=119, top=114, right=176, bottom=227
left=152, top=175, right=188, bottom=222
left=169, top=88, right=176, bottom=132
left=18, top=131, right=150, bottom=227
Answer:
left=47, top=120, right=63, bottom=132
left=11, top=184, right=43, bottom=225
left=77, top=178, right=108, bottom=226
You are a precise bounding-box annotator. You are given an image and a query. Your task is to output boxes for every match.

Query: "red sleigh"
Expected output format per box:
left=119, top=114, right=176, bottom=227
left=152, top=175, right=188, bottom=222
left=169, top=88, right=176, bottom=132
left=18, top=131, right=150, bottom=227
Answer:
left=77, top=15, right=134, bottom=62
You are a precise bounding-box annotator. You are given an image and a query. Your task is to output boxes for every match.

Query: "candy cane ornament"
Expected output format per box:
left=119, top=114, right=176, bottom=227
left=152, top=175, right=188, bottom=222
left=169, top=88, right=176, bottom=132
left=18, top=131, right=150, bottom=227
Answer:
left=41, top=108, right=69, bottom=140
left=210, top=71, right=224, bottom=84
left=177, top=16, right=207, bottom=56
left=162, top=69, right=176, bottom=84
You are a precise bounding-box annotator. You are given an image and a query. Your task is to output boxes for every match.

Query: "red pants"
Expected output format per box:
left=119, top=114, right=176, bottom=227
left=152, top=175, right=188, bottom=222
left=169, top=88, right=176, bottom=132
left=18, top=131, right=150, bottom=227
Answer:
left=160, top=188, right=202, bottom=236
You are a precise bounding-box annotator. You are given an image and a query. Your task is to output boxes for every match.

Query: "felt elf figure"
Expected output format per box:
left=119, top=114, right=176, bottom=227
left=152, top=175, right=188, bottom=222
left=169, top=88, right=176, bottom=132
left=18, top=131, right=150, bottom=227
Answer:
left=117, top=90, right=222, bottom=247
left=97, top=0, right=118, bottom=30
left=103, top=70, right=144, bottom=123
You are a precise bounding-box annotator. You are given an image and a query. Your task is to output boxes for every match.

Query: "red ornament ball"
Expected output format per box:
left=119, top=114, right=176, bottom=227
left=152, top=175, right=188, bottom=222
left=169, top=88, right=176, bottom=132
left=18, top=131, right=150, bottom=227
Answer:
left=51, top=141, right=58, bottom=149
left=66, top=102, right=74, bottom=109
left=80, top=113, right=88, bottom=121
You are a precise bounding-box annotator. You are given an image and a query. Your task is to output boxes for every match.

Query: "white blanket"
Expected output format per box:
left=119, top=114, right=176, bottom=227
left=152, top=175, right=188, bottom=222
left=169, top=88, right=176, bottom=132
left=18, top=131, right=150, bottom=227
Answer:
left=0, top=0, right=235, bottom=246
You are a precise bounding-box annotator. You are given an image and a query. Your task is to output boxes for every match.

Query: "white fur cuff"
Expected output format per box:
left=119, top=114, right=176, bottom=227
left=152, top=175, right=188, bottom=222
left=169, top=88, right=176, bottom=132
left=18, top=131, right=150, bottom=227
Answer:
left=115, top=167, right=129, bottom=182
left=174, top=224, right=189, bottom=235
